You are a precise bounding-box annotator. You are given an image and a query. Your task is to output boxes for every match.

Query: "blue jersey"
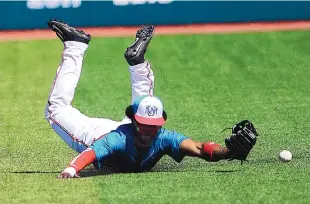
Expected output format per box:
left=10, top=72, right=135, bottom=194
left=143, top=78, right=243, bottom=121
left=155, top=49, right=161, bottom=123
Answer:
left=90, top=124, right=189, bottom=172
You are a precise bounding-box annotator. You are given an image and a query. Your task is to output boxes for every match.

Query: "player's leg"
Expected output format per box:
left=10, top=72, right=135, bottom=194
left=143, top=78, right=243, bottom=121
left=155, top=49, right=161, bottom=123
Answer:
left=124, top=25, right=155, bottom=104
left=45, top=19, right=99, bottom=153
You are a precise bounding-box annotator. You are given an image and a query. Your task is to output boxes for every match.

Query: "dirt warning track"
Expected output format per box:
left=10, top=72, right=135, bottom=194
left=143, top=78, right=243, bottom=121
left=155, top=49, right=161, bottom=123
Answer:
left=0, top=21, right=310, bottom=41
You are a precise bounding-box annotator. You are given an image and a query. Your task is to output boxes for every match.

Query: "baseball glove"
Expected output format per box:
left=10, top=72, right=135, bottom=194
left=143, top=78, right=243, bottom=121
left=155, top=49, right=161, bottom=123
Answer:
left=224, top=120, right=258, bottom=163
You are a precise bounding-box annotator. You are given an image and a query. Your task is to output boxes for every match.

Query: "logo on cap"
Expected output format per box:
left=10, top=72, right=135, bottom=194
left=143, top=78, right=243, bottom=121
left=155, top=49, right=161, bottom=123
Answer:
left=145, top=105, right=158, bottom=116
left=133, top=95, right=165, bottom=126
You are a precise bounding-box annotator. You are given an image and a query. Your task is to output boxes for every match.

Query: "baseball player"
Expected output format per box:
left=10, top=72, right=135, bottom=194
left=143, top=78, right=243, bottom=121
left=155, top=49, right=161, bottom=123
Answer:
left=45, top=19, right=259, bottom=179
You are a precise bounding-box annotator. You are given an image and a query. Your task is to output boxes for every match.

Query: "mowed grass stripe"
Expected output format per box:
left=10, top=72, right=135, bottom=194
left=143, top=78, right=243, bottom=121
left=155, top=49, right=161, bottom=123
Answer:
left=0, top=30, right=309, bottom=203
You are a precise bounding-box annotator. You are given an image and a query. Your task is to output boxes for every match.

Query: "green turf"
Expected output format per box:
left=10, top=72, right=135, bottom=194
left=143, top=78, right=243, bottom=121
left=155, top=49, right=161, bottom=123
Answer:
left=1, top=30, right=310, bottom=204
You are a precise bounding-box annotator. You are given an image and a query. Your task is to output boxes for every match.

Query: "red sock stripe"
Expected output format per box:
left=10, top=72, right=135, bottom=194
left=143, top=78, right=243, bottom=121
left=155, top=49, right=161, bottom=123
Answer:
left=46, top=44, right=88, bottom=148
left=146, top=62, right=153, bottom=96
left=47, top=44, right=66, bottom=101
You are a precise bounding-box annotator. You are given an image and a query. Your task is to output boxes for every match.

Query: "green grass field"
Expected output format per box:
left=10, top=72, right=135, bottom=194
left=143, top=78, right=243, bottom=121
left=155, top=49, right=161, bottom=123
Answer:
left=1, top=30, right=310, bottom=204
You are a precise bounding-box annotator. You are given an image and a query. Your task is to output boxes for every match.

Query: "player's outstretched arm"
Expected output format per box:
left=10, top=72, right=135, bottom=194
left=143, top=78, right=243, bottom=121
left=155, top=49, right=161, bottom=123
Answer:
left=58, top=148, right=96, bottom=179
left=180, top=120, right=259, bottom=162
left=57, top=131, right=124, bottom=179
left=180, top=139, right=230, bottom=162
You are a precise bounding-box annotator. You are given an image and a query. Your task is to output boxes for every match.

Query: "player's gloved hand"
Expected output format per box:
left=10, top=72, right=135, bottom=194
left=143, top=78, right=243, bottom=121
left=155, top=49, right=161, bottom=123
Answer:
left=57, top=167, right=80, bottom=179
left=224, top=120, right=259, bottom=163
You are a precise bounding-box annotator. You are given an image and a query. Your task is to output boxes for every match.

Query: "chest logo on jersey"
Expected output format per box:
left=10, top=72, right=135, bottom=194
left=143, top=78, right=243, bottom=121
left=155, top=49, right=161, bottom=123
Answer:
left=145, top=105, right=158, bottom=116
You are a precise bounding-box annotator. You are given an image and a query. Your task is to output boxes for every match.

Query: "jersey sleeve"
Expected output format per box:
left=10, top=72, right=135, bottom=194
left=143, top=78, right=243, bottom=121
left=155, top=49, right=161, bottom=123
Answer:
left=90, top=131, right=125, bottom=164
left=161, top=129, right=189, bottom=162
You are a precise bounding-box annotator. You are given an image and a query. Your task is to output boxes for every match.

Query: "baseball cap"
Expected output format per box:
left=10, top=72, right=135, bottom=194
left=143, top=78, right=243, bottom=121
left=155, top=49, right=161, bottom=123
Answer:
left=133, top=95, right=166, bottom=126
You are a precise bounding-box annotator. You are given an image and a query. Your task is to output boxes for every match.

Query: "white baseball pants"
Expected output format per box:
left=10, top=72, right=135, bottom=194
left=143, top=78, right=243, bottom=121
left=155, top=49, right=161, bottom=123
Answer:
left=45, top=41, right=154, bottom=153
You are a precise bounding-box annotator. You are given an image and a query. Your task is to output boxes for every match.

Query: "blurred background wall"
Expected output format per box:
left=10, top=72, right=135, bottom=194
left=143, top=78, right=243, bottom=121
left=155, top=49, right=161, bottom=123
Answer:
left=1, top=1, right=310, bottom=30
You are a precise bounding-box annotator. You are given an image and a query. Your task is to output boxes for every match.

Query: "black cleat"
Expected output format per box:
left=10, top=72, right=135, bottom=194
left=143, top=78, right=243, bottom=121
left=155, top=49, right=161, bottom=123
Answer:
left=124, top=25, right=155, bottom=66
left=47, top=19, right=91, bottom=44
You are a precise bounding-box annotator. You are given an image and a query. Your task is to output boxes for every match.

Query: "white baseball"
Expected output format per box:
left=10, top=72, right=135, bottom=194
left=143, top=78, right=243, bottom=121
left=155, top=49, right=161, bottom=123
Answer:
left=278, top=150, right=292, bottom=162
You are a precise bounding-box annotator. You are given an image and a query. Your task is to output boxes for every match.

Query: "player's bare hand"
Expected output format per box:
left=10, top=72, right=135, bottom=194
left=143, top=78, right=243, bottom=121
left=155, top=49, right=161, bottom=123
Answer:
left=57, top=172, right=80, bottom=179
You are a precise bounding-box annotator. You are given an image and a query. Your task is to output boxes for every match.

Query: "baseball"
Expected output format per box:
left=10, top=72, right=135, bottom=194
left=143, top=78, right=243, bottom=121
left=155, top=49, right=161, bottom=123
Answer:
left=278, top=150, right=292, bottom=162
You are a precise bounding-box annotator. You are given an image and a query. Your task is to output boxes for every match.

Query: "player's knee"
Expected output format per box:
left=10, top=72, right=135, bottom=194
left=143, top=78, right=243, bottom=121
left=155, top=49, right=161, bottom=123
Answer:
left=45, top=100, right=60, bottom=119
left=47, top=99, right=67, bottom=112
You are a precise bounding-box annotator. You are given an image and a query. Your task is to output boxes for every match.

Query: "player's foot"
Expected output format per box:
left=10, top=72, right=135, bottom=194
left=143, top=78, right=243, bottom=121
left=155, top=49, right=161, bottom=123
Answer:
left=47, top=19, right=91, bottom=44
left=124, top=25, right=155, bottom=66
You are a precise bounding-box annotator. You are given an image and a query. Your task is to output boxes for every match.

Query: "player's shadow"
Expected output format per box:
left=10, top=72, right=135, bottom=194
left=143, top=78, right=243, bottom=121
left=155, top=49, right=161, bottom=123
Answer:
left=8, top=167, right=243, bottom=178
left=9, top=171, right=60, bottom=174
left=79, top=167, right=119, bottom=177
left=8, top=166, right=119, bottom=178
left=150, top=168, right=244, bottom=173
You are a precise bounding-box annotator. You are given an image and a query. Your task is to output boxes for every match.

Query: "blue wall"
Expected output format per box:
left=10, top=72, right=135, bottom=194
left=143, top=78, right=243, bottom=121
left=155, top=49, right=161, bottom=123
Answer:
left=1, top=1, right=310, bottom=30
